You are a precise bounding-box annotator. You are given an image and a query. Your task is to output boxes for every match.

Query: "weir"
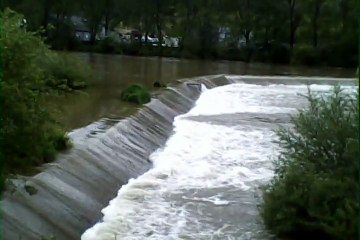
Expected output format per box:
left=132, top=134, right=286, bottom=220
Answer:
left=1, top=75, right=233, bottom=240
left=1, top=75, right=357, bottom=240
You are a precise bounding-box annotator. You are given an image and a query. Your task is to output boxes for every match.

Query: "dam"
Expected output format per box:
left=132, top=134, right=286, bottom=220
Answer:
left=2, top=75, right=357, bottom=240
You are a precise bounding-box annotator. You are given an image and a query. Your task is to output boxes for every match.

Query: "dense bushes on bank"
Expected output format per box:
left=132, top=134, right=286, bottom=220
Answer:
left=261, top=86, right=358, bottom=240
left=70, top=38, right=359, bottom=68
left=0, top=9, right=90, bottom=193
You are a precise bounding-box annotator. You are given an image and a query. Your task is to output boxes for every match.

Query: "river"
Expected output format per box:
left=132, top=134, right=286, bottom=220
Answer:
left=79, top=78, right=356, bottom=240
left=3, top=54, right=356, bottom=240
left=63, top=54, right=356, bottom=239
left=56, top=53, right=355, bottom=130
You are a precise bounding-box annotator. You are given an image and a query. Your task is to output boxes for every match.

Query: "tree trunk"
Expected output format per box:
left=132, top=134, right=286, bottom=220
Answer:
left=290, top=22, right=295, bottom=48
left=156, top=21, right=163, bottom=54
left=90, top=24, right=97, bottom=45
left=339, top=0, right=349, bottom=32
left=312, top=2, right=320, bottom=47
left=42, top=1, right=51, bottom=34
left=155, top=0, right=163, bottom=55
left=244, top=30, right=250, bottom=46
left=142, top=14, right=147, bottom=46
left=145, top=31, right=148, bottom=45
left=288, top=0, right=296, bottom=48
left=181, top=0, right=192, bottom=50
left=104, top=14, right=110, bottom=37
left=264, top=27, right=269, bottom=45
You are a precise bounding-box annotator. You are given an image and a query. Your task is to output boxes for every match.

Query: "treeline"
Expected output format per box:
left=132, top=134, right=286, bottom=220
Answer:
left=3, top=0, right=358, bottom=67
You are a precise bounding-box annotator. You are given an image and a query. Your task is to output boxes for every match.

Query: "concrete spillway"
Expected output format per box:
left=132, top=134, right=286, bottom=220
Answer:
left=1, top=75, right=357, bottom=240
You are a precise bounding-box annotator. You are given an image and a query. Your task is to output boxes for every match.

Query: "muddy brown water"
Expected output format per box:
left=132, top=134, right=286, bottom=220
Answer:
left=54, top=52, right=356, bottom=130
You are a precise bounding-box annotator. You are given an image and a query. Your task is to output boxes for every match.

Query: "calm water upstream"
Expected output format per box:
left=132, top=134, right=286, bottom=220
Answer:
left=56, top=52, right=355, bottom=131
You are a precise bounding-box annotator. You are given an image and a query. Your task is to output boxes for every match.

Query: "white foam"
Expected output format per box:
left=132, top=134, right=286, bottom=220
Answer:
left=82, top=83, right=343, bottom=240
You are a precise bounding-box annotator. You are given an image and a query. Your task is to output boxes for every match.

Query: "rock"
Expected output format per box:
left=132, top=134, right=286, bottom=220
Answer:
left=24, top=184, right=38, bottom=195
left=153, top=81, right=166, bottom=88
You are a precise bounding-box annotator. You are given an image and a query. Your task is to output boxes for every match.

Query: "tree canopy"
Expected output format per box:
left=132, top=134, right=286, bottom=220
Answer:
left=4, top=0, right=358, bottom=66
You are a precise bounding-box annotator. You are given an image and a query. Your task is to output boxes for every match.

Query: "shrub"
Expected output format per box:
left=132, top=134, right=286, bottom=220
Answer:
left=120, top=84, right=151, bottom=104
left=0, top=9, right=77, bottom=193
left=319, top=39, right=358, bottom=68
left=217, top=46, right=247, bottom=61
left=261, top=86, right=358, bottom=240
left=253, top=41, right=291, bottom=64
left=42, top=52, right=90, bottom=90
left=291, top=44, right=322, bottom=66
left=94, top=37, right=118, bottom=54
left=120, top=42, right=141, bottom=55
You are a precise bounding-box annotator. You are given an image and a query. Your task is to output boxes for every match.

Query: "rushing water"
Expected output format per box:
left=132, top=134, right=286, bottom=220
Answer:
left=81, top=81, right=356, bottom=240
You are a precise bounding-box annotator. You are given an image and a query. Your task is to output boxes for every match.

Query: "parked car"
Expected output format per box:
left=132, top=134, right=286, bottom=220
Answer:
left=141, top=36, right=166, bottom=47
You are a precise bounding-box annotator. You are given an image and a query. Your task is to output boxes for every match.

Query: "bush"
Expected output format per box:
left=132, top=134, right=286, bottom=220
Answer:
left=120, top=84, right=151, bottom=104
left=94, top=37, right=119, bottom=54
left=319, top=39, right=358, bottom=68
left=217, top=46, right=248, bottom=61
left=120, top=42, right=141, bottom=55
left=261, top=86, right=358, bottom=240
left=291, top=45, right=322, bottom=66
left=42, top=52, right=90, bottom=90
left=252, top=41, right=291, bottom=64
left=0, top=9, right=80, bottom=193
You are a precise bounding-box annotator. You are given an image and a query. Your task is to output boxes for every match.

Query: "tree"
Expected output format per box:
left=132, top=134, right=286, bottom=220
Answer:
left=310, top=0, right=325, bottom=47
left=3, top=0, right=357, bottom=67
left=261, top=86, right=358, bottom=239
left=81, top=0, right=103, bottom=44
left=285, top=0, right=302, bottom=48
left=0, top=9, right=73, bottom=192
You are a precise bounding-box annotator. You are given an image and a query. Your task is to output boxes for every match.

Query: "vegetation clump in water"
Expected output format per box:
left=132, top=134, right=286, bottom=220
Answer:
left=261, top=86, right=358, bottom=240
left=0, top=9, right=90, bottom=193
left=120, top=84, right=151, bottom=104
left=43, top=53, right=90, bottom=91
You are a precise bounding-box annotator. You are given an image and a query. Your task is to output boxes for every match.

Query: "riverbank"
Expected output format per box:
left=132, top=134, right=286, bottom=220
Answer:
left=58, top=39, right=358, bottom=69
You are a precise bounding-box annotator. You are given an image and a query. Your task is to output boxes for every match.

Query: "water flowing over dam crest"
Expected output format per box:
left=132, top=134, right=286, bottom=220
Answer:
left=2, top=75, right=357, bottom=240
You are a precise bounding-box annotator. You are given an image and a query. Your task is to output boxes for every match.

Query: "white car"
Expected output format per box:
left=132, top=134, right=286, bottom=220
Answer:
left=141, top=36, right=166, bottom=47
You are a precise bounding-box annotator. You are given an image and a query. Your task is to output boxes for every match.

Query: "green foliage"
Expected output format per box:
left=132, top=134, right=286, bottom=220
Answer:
left=94, top=37, right=119, bottom=54
left=3, top=0, right=358, bottom=66
left=0, top=9, right=90, bottom=193
left=261, top=86, right=358, bottom=240
left=42, top=53, right=90, bottom=90
left=291, top=45, right=322, bottom=66
left=120, top=84, right=151, bottom=104
left=40, top=236, right=56, bottom=240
